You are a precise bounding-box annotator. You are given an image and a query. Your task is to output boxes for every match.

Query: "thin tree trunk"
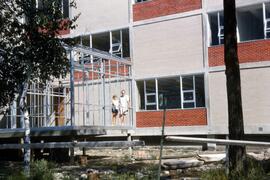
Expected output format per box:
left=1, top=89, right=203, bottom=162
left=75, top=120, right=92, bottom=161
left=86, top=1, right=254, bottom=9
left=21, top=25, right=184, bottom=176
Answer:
left=19, top=82, right=31, bottom=176
left=223, top=0, right=246, bottom=177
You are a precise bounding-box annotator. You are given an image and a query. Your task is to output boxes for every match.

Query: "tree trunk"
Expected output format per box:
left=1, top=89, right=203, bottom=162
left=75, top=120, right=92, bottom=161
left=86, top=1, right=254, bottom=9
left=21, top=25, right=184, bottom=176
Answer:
left=19, top=82, right=31, bottom=176
left=223, top=0, right=246, bottom=177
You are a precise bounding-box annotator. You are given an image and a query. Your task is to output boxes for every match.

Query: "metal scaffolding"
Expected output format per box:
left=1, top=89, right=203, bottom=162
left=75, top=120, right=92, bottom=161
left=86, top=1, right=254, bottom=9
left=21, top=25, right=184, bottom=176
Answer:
left=2, top=45, right=134, bottom=129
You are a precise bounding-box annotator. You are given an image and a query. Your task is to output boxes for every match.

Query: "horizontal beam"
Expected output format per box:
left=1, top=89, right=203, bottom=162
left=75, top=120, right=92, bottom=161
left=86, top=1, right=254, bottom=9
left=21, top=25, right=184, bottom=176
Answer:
left=64, top=44, right=132, bottom=65
left=166, top=136, right=270, bottom=147
left=0, top=141, right=144, bottom=149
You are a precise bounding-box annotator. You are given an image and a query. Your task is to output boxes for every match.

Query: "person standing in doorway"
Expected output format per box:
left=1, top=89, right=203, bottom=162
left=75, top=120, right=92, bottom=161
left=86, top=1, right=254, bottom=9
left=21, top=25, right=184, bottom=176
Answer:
left=112, top=95, right=119, bottom=126
left=119, top=89, right=130, bottom=125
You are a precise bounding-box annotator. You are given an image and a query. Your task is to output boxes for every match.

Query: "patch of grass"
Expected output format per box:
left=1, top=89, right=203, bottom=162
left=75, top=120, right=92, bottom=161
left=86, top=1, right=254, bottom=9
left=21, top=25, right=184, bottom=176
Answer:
left=31, top=159, right=55, bottom=180
left=201, top=168, right=227, bottom=180
left=201, top=158, right=267, bottom=180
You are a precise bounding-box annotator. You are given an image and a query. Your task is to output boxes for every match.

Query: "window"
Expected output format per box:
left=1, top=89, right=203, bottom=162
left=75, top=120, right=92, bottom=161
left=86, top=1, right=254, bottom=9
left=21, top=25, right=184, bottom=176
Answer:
left=92, top=32, right=110, bottom=52
left=71, top=29, right=130, bottom=58
left=237, top=5, right=264, bottom=41
left=135, top=0, right=149, bottom=3
left=209, top=12, right=224, bottom=45
left=264, top=3, right=270, bottom=38
left=145, top=80, right=156, bottom=110
left=209, top=3, right=270, bottom=46
left=137, top=74, right=205, bottom=110
left=181, top=76, right=196, bottom=108
left=37, top=0, right=69, bottom=19
left=62, top=0, right=69, bottom=19
left=158, top=77, right=181, bottom=109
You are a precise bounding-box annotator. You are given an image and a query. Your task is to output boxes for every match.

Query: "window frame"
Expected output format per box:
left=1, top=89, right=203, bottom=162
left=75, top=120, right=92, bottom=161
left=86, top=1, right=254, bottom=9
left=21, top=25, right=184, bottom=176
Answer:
left=137, top=74, right=205, bottom=111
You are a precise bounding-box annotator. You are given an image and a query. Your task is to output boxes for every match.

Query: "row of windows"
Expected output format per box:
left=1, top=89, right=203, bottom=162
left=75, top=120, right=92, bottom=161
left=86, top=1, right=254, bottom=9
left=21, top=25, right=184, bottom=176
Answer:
left=209, top=2, right=270, bottom=45
left=72, top=29, right=130, bottom=58
left=137, top=74, right=205, bottom=111
left=37, top=0, right=70, bottom=19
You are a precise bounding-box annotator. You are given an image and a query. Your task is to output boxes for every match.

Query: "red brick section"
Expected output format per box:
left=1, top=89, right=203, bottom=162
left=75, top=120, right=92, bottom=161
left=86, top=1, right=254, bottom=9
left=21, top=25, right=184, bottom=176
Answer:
left=136, top=108, right=207, bottom=128
left=133, top=0, right=202, bottom=21
left=74, top=61, right=130, bottom=82
left=209, top=39, right=270, bottom=67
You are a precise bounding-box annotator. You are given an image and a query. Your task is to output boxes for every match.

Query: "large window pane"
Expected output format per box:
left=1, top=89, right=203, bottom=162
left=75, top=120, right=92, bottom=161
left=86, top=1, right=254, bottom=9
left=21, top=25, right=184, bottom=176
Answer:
left=92, top=32, right=110, bottom=52
left=145, top=80, right=155, bottom=94
left=82, top=35, right=90, bottom=47
left=158, top=77, right=181, bottom=109
left=137, top=81, right=145, bottom=110
left=182, top=76, right=194, bottom=90
left=122, top=29, right=130, bottom=58
left=195, top=75, right=205, bottom=107
left=63, top=0, right=69, bottom=18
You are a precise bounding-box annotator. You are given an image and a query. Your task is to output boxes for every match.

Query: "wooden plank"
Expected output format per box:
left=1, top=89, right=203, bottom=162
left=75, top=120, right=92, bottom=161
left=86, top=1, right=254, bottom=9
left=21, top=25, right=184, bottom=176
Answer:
left=0, top=126, right=133, bottom=138
left=166, top=136, right=270, bottom=147
left=0, top=140, right=144, bottom=149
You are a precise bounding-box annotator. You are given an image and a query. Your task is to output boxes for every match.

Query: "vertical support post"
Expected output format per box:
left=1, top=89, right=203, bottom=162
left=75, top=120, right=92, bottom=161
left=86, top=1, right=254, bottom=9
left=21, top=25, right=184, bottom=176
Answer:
left=225, top=135, right=229, bottom=175
left=155, top=78, right=159, bottom=110
left=193, top=75, right=197, bottom=108
left=11, top=101, right=17, bottom=129
left=70, top=139, right=75, bottom=164
left=180, top=76, right=183, bottom=109
left=109, top=31, right=113, bottom=54
left=127, top=133, right=132, bottom=158
left=70, top=50, right=75, bottom=126
left=101, top=59, right=106, bottom=126
left=158, top=96, right=167, bottom=179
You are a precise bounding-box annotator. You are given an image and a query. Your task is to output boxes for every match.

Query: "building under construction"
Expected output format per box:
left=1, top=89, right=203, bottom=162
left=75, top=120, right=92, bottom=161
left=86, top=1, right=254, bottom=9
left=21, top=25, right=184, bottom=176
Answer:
left=1, top=0, right=270, bottom=156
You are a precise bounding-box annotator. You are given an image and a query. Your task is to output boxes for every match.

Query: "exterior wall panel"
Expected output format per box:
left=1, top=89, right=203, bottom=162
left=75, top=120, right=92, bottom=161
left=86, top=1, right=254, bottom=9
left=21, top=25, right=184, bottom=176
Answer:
left=209, top=68, right=270, bottom=134
left=133, top=15, right=204, bottom=79
left=71, top=0, right=129, bottom=35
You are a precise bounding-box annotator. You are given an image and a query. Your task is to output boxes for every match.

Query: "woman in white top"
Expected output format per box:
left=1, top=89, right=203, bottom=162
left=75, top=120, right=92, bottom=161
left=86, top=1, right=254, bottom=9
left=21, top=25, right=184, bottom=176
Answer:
left=112, top=95, right=119, bottom=126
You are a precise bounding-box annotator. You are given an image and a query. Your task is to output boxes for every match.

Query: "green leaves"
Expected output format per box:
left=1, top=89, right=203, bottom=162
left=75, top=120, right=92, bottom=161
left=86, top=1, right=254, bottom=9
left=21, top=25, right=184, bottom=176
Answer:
left=0, top=0, right=77, bottom=110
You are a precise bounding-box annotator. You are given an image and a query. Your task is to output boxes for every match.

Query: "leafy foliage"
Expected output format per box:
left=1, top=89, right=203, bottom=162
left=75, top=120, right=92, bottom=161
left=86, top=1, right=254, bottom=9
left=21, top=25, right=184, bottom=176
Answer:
left=0, top=0, right=78, bottom=110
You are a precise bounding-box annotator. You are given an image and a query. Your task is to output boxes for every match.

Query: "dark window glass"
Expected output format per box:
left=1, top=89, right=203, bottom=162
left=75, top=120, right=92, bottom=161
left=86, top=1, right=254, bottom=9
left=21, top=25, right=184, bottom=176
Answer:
left=183, top=92, right=194, bottom=101
left=92, top=32, right=110, bottom=52
left=183, top=102, right=195, bottom=109
left=158, top=77, right=181, bottom=109
left=147, top=95, right=156, bottom=103
left=122, top=29, right=130, bottom=58
left=145, top=80, right=155, bottom=94
left=147, top=105, right=156, bottom=110
left=182, top=76, right=194, bottom=90
left=82, top=35, right=90, bottom=47
left=195, top=75, right=205, bottom=107
left=63, top=0, right=69, bottom=18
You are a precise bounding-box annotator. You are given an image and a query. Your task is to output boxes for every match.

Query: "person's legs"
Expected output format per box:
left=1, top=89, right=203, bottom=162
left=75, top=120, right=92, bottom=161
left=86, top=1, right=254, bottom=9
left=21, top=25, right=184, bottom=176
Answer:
left=112, top=112, right=116, bottom=126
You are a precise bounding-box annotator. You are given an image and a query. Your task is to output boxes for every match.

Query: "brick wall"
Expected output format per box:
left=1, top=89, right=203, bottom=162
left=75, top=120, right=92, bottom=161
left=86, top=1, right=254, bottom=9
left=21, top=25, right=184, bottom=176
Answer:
left=209, top=39, right=270, bottom=67
left=58, top=19, right=70, bottom=35
left=136, top=108, right=207, bottom=128
left=133, top=0, right=202, bottom=21
left=74, top=61, right=130, bottom=81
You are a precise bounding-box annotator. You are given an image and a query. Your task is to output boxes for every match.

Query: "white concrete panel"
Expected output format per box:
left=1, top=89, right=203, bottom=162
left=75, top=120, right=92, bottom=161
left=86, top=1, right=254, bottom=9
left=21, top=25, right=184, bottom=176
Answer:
left=71, top=0, right=129, bottom=35
left=133, top=15, right=204, bottom=79
left=208, top=72, right=228, bottom=134
left=241, top=68, right=270, bottom=134
left=209, top=67, right=270, bottom=134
